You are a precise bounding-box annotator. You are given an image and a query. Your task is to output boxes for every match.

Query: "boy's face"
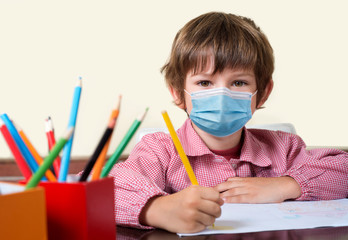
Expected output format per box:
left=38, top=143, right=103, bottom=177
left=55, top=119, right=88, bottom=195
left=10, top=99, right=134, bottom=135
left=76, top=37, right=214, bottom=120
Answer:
left=181, top=60, right=260, bottom=115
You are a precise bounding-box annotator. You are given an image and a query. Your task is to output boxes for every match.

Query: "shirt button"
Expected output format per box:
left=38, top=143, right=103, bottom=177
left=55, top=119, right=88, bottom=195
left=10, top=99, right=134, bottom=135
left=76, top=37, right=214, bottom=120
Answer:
left=231, top=163, right=237, bottom=168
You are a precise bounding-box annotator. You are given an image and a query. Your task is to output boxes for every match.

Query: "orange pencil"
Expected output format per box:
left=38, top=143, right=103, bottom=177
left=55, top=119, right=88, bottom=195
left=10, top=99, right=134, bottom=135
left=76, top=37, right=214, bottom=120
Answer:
left=16, top=123, right=57, bottom=182
left=91, top=95, right=121, bottom=180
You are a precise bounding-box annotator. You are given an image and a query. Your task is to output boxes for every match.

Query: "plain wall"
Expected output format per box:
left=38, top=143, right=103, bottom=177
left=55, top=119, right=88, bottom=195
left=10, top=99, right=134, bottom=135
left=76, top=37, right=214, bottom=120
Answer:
left=0, top=0, right=347, bottom=159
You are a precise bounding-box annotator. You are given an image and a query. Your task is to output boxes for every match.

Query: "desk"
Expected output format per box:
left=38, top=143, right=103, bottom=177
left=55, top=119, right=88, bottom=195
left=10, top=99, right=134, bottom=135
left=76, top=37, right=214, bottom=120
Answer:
left=116, top=225, right=348, bottom=240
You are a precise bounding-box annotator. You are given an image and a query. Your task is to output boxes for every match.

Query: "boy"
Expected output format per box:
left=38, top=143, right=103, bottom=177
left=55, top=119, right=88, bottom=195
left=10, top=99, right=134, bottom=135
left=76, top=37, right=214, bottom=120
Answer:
left=109, top=12, right=348, bottom=233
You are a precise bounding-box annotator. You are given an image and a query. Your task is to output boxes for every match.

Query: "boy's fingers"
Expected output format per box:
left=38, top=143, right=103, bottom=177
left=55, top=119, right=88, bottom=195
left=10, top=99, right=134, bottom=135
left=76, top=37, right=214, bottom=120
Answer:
left=199, top=186, right=222, bottom=202
left=222, top=194, right=250, bottom=203
left=220, top=187, right=247, bottom=199
left=214, top=179, right=243, bottom=193
left=198, top=199, right=222, bottom=218
left=197, top=211, right=217, bottom=227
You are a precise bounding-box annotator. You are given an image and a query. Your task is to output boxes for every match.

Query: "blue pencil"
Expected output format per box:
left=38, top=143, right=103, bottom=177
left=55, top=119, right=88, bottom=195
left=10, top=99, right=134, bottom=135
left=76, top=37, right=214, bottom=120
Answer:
left=58, top=77, right=82, bottom=182
left=0, top=113, right=39, bottom=174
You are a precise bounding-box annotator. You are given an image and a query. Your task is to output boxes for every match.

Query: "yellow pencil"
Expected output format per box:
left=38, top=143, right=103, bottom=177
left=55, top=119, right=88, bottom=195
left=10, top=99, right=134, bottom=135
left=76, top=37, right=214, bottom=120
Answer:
left=161, top=111, right=198, bottom=185
left=162, top=111, right=216, bottom=227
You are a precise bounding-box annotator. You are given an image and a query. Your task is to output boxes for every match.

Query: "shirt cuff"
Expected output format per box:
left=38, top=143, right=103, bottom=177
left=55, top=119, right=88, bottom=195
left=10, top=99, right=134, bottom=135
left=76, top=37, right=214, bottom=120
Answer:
left=286, top=167, right=325, bottom=201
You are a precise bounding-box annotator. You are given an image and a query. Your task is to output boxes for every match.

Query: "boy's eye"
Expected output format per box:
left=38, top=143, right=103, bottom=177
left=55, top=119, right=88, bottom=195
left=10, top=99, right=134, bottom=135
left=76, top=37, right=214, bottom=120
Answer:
left=232, top=81, right=246, bottom=87
left=198, top=81, right=211, bottom=87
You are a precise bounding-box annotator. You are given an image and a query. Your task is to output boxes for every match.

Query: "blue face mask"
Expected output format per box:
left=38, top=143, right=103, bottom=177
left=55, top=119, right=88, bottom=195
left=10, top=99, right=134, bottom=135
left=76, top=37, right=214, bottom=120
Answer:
left=186, top=87, right=257, bottom=137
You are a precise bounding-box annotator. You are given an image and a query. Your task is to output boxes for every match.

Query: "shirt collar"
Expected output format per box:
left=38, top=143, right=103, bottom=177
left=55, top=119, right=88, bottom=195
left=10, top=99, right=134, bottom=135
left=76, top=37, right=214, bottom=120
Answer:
left=177, top=119, right=212, bottom=156
left=240, top=128, right=272, bottom=167
left=177, top=119, right=272, bottom=167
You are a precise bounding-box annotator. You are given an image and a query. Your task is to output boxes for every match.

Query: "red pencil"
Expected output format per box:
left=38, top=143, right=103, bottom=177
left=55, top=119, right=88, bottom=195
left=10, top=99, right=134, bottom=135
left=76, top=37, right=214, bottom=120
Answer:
left=45, top=117, right=61, bottom=175
left=0, top=119, right=32, bottom=180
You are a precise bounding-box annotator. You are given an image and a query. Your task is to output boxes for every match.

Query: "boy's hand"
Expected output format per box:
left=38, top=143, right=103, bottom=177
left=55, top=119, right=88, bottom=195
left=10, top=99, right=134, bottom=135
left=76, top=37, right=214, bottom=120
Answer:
left=140, top=185, right=223, bottom=233
left=214, top=176, right=301, bottom=203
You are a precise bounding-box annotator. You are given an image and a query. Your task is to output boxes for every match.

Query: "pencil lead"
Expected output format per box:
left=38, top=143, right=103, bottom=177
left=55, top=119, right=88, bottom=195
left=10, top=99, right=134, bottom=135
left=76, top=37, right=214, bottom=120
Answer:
left=138, top=107, right=149, bottom=122
left=45, top=118, right=53, bottom=132
left=77, top=77, right=82, bottom=87
left=64, top=127, right=74, bottom=140
left=116, top=94, right=122, bottom=110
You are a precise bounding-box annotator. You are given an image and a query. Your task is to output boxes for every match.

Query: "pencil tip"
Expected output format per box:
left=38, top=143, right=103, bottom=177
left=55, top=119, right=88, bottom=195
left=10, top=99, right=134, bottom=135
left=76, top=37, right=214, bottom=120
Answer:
left=77, top=77, right=82, bottom=87
left=45, top=117, right=53, bottom=131
left=137, top=107, right=149, bottom=122
left=116, top=94, right=122, bottom=109
left=64, top=127, right=75, bottom=139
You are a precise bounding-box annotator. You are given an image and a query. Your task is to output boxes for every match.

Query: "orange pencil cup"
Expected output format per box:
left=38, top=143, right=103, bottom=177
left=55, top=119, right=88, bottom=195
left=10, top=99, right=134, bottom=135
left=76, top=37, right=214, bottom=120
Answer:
left=40, top=177, right=116, bottom=240
left=0, top=182, right=48, bottom=240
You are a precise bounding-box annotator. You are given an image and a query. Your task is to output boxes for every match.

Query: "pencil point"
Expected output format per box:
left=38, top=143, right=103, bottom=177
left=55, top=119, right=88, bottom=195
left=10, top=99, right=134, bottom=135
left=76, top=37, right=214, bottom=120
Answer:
left=116, top=94, right=122, bottom=110
left=77, top=77, right=82, bottom=87
left=64, top=127, right=75, bottom=140
left=138, top=107, right=149, bottom=122
left=45, top=117, right=53, bottom=132
left=12, top=121, right=21, bottom=131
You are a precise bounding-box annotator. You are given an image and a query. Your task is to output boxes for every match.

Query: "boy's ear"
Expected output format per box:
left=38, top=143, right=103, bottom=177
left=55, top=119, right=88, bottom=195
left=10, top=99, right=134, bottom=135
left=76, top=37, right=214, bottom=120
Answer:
left=169, top=86, right=186, bottom=110
left=257, top=79, right=274, bottom=108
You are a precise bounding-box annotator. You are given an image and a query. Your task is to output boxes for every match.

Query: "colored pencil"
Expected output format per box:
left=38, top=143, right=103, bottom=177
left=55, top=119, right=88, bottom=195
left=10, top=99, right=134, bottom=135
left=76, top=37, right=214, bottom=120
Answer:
left=58, top=77, right=82, bottom=182
left=91, top=95, right=122, bottom=180
left=0, top=120, right=32, bottom=180
left=100, top=107, right=148, bottom=178
left=0, top=113, right=40, bottom=174
left=161, top=111, right=198, bottom=185
left=16, top=123, right=57, bottom=182
left=45, top=117, right=61, bottom=175
left=91, top=137, right=111, bottom=180
left=79, top=128, right=113, bottom=181
left=26, top=127, right=74, bottom=189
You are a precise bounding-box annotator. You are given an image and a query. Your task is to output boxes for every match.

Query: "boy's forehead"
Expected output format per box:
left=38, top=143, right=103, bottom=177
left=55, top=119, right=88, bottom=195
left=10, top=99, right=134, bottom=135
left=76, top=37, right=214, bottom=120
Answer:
left=186, top=54, right=254, bottom=77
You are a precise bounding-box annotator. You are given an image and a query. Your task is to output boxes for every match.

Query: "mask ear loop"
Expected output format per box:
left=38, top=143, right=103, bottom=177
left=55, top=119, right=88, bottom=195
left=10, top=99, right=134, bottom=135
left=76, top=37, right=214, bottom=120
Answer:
left=183, top=89, right=191, bottom=117
left=252, top=90, right=258, bottom=97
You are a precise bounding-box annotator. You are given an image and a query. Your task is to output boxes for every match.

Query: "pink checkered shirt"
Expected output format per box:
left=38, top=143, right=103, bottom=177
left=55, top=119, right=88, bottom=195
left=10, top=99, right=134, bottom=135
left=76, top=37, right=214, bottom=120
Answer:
left=109, top=119, right=348, bottom=229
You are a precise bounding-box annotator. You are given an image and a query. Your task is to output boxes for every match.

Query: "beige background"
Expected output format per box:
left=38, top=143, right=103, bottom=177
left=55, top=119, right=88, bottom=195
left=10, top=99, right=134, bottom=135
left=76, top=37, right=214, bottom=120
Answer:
left=0, top=0, right=347, bottom=159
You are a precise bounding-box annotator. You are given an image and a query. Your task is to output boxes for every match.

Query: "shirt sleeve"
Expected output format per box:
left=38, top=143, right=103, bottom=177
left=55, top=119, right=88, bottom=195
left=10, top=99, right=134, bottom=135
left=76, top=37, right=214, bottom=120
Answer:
left=108, top=133, right=171, bottom=229
left=282, top=133, right=348, bottom=201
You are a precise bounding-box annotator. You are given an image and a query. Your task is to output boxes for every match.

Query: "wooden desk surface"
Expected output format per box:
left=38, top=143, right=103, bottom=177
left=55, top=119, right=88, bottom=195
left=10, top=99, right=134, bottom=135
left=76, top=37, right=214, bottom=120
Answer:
left=116, top=225, right=348, bottom=240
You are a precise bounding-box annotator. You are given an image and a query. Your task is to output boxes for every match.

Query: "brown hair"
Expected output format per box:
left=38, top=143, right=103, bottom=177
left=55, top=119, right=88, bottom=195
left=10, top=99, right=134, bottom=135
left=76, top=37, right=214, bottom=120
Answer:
left=161, top=12, right=274, bottom=107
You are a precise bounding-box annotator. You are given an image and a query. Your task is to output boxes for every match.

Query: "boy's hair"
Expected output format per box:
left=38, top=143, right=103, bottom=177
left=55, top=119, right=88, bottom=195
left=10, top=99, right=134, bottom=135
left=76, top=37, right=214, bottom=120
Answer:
left=161, top=12, right=274, bottom=107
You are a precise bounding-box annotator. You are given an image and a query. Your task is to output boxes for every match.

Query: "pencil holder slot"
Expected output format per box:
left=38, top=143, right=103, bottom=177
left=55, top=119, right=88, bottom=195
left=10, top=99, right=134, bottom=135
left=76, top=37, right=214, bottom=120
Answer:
left=39, top=177, right=116, bottom=240
left=0, top=182, right=48, bottom=240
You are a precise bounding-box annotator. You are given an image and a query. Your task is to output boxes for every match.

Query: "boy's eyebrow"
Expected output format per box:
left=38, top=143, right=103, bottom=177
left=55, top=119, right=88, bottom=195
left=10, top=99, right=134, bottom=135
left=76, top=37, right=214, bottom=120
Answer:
left=233, top=72, right=255, bottom=78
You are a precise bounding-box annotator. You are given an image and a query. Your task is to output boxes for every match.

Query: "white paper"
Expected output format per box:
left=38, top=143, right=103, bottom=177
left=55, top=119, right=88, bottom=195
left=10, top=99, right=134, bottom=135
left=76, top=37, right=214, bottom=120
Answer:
left=0, top=182, right=25, bottom=195
left=178, top=199, right=348, bottom=236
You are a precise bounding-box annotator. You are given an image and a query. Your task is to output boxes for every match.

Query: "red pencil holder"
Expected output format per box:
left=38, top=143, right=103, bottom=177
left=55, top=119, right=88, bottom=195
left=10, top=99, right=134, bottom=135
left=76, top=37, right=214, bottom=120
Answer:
left=39, top=177, right=116, bottom=240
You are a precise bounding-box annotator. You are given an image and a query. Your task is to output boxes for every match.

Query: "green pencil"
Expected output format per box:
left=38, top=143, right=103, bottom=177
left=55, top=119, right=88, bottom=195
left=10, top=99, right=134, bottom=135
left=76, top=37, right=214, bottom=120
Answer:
left=26, top=127, right=74, bottom=189
left=100, top=108, right=148, bottom=178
